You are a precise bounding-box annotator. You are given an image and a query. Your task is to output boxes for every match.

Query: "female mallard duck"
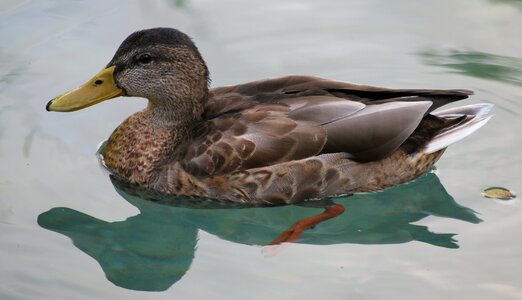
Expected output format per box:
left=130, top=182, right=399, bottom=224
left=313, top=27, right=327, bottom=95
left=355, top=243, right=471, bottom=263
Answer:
left=46, top=27, right=492, bottom=206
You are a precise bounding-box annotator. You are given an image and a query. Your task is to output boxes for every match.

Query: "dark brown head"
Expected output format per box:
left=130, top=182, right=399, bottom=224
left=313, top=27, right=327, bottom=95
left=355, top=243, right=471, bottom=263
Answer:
left=47, top=28, right=209, bottom=121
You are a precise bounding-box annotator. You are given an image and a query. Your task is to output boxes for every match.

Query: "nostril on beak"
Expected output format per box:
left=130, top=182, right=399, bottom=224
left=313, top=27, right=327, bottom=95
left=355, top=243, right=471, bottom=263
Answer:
left=94, top=79, right=103, bottom=85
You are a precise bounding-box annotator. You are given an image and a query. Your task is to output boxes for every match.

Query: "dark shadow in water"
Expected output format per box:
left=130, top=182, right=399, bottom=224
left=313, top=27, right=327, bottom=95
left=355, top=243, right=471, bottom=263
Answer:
left=420, top=50, right=522, bottom=86
left=38, top=172, right=480, bottom=291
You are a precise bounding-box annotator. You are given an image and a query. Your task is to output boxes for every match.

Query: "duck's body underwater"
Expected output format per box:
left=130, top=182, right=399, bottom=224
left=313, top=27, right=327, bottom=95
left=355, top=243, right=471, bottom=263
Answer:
left=47, top=28, right=492, bottom=205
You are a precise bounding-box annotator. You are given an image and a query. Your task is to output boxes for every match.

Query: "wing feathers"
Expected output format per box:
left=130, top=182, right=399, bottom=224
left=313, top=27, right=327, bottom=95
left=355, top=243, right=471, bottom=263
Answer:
left=323, top=101, right=432, bottom=161
left=284, top=96, right=366, bottom=124
left=187, top=76, right=479, bottom=176
left=184, top=104, right=327, bottom=176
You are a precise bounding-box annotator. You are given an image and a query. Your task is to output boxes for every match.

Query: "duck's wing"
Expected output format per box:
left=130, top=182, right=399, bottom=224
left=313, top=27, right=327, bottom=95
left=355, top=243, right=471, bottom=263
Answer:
left=186, top=76, right=472, bottom=175
left=183, top=103, right=327, bottom=176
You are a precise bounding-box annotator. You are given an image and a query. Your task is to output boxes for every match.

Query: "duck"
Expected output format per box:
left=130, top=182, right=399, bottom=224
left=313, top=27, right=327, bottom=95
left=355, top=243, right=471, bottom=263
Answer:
left=46, top=27, right=493, bottom=206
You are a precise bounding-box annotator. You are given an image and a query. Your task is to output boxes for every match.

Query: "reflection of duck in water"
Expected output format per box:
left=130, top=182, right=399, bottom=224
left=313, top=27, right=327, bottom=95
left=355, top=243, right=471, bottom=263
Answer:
left=46, top=28, right=491, bottom=214
left=38, top=172, right=480, bottom=291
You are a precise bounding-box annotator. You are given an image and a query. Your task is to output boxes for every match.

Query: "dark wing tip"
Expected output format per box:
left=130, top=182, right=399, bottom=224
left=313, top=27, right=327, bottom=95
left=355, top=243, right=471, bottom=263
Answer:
left=451, top=89, right=474, bottom=96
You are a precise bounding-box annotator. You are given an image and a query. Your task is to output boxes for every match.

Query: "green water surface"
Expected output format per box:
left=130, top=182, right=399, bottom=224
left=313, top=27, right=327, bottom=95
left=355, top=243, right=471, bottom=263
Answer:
left=1, top=0, right=521, bottom=299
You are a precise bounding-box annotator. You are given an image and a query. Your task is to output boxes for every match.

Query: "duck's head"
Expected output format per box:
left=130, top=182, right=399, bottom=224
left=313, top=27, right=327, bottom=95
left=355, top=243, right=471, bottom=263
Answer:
left=46, top=28, right=209, bottom=119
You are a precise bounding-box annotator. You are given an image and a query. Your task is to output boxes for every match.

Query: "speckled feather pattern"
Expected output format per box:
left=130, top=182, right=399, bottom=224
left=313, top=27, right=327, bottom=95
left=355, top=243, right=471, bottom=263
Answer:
left=102, top=110, right=185, bottom=186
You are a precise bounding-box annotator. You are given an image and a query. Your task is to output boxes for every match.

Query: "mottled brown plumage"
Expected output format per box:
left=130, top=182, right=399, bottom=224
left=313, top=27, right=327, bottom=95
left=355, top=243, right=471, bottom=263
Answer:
left=49, top=28, right=492, bottom=205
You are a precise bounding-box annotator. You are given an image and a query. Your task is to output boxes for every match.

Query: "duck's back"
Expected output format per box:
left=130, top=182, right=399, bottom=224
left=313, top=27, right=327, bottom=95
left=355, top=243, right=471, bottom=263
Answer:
left=185, top=75, right=473, bottom=173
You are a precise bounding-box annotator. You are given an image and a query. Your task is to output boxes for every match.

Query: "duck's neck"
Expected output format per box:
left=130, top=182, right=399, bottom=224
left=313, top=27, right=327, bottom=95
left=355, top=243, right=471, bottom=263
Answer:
left=146, top=94, right=205, bottom=125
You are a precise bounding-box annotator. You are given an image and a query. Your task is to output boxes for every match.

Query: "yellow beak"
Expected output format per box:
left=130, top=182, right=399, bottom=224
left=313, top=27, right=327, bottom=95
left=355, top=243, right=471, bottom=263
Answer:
left=46, top=66, right=124, bottom=112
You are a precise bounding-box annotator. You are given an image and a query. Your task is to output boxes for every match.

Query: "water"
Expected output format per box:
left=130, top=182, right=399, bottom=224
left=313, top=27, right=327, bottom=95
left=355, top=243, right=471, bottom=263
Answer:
left=1, top=0, right=521, bottom=299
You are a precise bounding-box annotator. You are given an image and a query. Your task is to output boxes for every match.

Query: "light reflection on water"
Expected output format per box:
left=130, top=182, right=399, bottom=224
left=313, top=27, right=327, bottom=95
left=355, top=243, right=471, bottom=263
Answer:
left=1, top=0, right=522, bottom=299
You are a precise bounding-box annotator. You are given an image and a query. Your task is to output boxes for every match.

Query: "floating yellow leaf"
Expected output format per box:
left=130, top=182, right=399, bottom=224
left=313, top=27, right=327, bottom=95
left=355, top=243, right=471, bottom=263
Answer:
left=482, top=187, right=516, bottom=200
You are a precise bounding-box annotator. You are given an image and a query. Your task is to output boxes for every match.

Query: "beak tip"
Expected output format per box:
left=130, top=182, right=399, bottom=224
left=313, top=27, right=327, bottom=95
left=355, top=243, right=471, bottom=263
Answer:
left=46, top=99, right=54, bottom=112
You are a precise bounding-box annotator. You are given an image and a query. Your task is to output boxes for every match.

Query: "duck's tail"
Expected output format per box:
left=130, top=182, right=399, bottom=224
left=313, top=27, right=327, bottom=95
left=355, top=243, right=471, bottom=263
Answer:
left=423, top=103, right=493, bottom=154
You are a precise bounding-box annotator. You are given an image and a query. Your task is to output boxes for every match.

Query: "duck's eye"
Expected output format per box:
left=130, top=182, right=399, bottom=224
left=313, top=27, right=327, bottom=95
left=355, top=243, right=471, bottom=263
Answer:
left=137, top=53, right=152, bottom=64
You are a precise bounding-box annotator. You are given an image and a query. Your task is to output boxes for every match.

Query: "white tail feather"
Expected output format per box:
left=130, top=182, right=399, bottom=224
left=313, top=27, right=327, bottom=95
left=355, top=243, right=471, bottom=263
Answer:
left=424, top=103, right=493, bottom=154
left=433, top=103, right=494, bottom=118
